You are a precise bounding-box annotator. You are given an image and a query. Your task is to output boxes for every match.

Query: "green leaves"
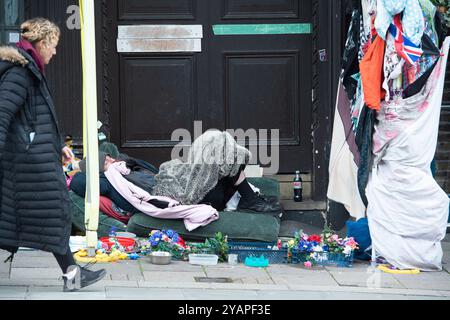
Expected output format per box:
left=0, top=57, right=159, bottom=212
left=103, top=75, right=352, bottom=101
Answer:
left=204, top=232, right=229, bottom=262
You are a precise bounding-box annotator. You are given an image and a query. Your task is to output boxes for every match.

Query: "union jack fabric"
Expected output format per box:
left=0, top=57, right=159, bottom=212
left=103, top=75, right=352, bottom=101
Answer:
left=388, top=15, right=423, bottom=65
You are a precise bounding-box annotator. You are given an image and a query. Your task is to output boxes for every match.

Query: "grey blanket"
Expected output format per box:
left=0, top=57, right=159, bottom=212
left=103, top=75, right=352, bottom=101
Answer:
left=152, top=130, right=251, bottom=204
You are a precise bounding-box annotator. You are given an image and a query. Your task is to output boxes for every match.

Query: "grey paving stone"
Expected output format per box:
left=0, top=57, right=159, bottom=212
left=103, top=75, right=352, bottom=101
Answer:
left=325, top=262, right=372, bottom=273
left=0, top=262, right=10, bottom=279
left=0, top=279, right=63, bottom=287
left=266, top=264, right=332, bottom=276
left=10, top=268, right=62, bottom=280
left=98, top=261, right=142, bottom=275
left=106, top=287, right=184, bottom=299
left=181, top=288, right=258, bottom=300
left=257, top=290, right=329, bottom=300
left=11, top=256, right=60, bottom=268
left=15, top=249, right=54, bottom=257
left=328, top=268, right=405, bottom=289
left=127, top=275, right=144, bottom=281
left=241, top=277, right=258, bottom=284
left=269, top=267, right=339, bottom=287
left=139, top=259, right=203, bottom=272
left=256, top=278, right=275, bottom=285
left=205, top=267, right=270, bottom=279
left=110, top=274, right=129, bottom=281
left=137, top=281, right=212, bottom=289
left=25, top=286, right=106, bottom=300
left=0, top=286, right=28, bottom=298
left=86, top=280, right=139, bottom=290
left=394, top=271, right=450, bottom=291
left=143, top=271, right=206, bottom=283
left=208, top=283, right=288, bottom=291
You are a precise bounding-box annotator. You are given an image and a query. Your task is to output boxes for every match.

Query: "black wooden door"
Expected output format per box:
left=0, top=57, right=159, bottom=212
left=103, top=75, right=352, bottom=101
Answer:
left=106, top=0, right=313, bottom=174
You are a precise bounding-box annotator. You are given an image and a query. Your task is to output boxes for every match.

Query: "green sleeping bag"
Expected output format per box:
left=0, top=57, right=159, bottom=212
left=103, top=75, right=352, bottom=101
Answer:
left=70, top=177, right=281, bottom=242
left=69, top=191, right=127, bottom=237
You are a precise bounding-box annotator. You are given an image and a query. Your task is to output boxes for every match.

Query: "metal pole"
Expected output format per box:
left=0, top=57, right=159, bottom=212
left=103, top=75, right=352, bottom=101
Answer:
left=80, top=0, right=100, bottom=256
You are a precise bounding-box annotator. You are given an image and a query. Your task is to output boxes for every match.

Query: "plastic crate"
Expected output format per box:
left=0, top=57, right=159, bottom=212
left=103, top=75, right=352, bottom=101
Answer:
left=228, top=242, right=289, bottom=264
left=293, top=250, right=354, bottom=267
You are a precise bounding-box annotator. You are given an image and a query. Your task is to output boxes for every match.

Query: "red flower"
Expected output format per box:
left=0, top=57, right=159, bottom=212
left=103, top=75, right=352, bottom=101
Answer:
left=177, top=238, right=186, bottom=248
left=307, top=234, right=322, bottom=243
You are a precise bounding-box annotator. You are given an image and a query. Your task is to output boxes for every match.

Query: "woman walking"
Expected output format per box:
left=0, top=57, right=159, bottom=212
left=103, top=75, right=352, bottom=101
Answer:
left=0, top=18, right=105, bottom=291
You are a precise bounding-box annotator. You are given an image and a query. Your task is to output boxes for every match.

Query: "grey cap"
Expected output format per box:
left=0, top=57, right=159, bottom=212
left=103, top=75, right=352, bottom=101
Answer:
left=79, top=151, right=108, bottom=173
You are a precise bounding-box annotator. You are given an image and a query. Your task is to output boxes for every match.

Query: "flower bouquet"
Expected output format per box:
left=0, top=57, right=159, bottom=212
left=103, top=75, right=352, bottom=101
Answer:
left=186, top=232, right=229, bottom=262
left=288, top=227, right=358, bottom=268
left=140, top=229, right=187, bottom=260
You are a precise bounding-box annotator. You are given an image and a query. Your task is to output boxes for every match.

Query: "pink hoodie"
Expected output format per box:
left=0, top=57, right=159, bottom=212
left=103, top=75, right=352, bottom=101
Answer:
left=104, top=162, right=219, bottom=231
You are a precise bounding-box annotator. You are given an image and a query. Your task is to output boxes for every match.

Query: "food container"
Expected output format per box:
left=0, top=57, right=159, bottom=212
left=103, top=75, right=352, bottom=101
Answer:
left=99, top=237, right=136, bottom=252
left=115, top=232, right=137, bottom=239
left=188, top=254, right=219, bottom=266
left=149, top=251, right=172, bottom=265
left=228, top=254, right=238, bottom=265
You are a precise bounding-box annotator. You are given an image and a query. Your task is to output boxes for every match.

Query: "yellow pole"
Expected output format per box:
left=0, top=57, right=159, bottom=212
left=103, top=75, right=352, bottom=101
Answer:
left=80, top=0, right=100, bottom=254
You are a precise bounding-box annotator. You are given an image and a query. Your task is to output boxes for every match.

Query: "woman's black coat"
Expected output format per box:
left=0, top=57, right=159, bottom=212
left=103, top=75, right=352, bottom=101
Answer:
left=0, top=46, right=71, bottom=256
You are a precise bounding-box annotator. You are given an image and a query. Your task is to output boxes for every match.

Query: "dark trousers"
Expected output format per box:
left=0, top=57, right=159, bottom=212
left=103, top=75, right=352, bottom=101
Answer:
left=199, top=165, right=245, bottom=211
left=53, top=248, right=76, bottom=273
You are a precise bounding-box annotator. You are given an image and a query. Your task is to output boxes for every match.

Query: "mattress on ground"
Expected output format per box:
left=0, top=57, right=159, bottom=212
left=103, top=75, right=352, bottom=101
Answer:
left=127, top=177, right=281, bottom=241
left=70, top=177, right=281, bottom=241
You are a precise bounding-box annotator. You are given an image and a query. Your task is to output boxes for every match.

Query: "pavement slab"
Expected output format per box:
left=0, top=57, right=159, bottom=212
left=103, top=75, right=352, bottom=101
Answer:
left=25, top=286, right=106, bottom=300
left=327, top=268, right=405, bottom=289
left=140, top=259, right=203, bottom=272
left=10, top=267, right=62, bottom=280
left=11, top=256, right=60, bottom=269
left=0, top=286, right=28, bottom=299
left=393, top=271, right=450, bottom=291
left=204, top=266, right=271, bottom=283
left=181, top=288, right=259, bottom=300
left=106, top=287, right=184, bottom=299
left=143, top=271, right=206, bottom=283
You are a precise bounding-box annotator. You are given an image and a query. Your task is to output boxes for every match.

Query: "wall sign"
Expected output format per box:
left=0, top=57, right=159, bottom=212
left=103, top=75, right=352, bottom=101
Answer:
left=117, top=25, right=203, bottom=53
left=212, top=23, right=311, bottom=35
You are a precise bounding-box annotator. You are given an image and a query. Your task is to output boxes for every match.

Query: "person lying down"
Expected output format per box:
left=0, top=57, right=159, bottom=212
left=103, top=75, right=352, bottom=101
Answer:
left=69, top=131, right=283, bottom=230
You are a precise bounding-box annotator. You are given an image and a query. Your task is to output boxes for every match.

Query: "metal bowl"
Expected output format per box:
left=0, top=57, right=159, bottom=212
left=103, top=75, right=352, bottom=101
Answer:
left=149, top=251, right=172, bottom=265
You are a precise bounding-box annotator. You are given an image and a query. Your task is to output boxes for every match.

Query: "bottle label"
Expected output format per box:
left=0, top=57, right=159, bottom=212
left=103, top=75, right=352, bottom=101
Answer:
left=293, top=182, right=302, bottom=188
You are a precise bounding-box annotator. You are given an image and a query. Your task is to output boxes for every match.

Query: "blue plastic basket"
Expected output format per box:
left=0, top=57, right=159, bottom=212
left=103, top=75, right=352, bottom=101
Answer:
left=293, top=250, right=354, bottom=267
left=228, top=242, right=290, bottom=264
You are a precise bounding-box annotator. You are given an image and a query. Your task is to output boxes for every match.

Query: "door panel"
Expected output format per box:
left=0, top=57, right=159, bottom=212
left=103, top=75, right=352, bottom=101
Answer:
left=108, top=0, right=312, bottom=173
left=118, top=0, right=196, bottom=20
left=222, top=0, right=299, bottom=19
left=225, top=52, right=299, bottom=143
left=208, top=0, right=312, bottom=172
left=119, top=55, right=196, bottom=148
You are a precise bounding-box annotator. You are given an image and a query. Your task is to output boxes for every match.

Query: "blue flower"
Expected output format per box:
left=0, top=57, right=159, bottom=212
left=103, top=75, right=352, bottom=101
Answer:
left=298, top=240, right=313, bottom=252
left=172, top=234, right=179, bottom=243
left=151, top=231, right=163, bottom=239
left=165, top=230, right=175, bottom=238
left=150, top=238, right=160, bottom=247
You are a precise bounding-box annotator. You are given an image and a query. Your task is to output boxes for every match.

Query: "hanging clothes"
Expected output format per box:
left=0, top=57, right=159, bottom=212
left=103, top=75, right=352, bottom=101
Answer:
left=328, top=81, right=366, bottom=219
left=342, top=7, right=363, bottom=101
left=375, top=0, right=425, bottom=46
left=388, top=15, right=424, bottom=66
left=367, top=37, right=450, bottom=271
left=359, top=36, right=386, bottom=110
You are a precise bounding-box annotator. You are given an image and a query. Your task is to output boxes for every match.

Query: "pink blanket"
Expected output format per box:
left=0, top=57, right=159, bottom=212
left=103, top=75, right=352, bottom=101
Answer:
left=104, top=162, right=219, bottom=231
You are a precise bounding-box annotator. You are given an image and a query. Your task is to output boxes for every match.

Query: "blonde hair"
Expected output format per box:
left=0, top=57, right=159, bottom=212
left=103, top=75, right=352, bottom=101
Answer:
left=20, top=18, right=60, bottom=46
